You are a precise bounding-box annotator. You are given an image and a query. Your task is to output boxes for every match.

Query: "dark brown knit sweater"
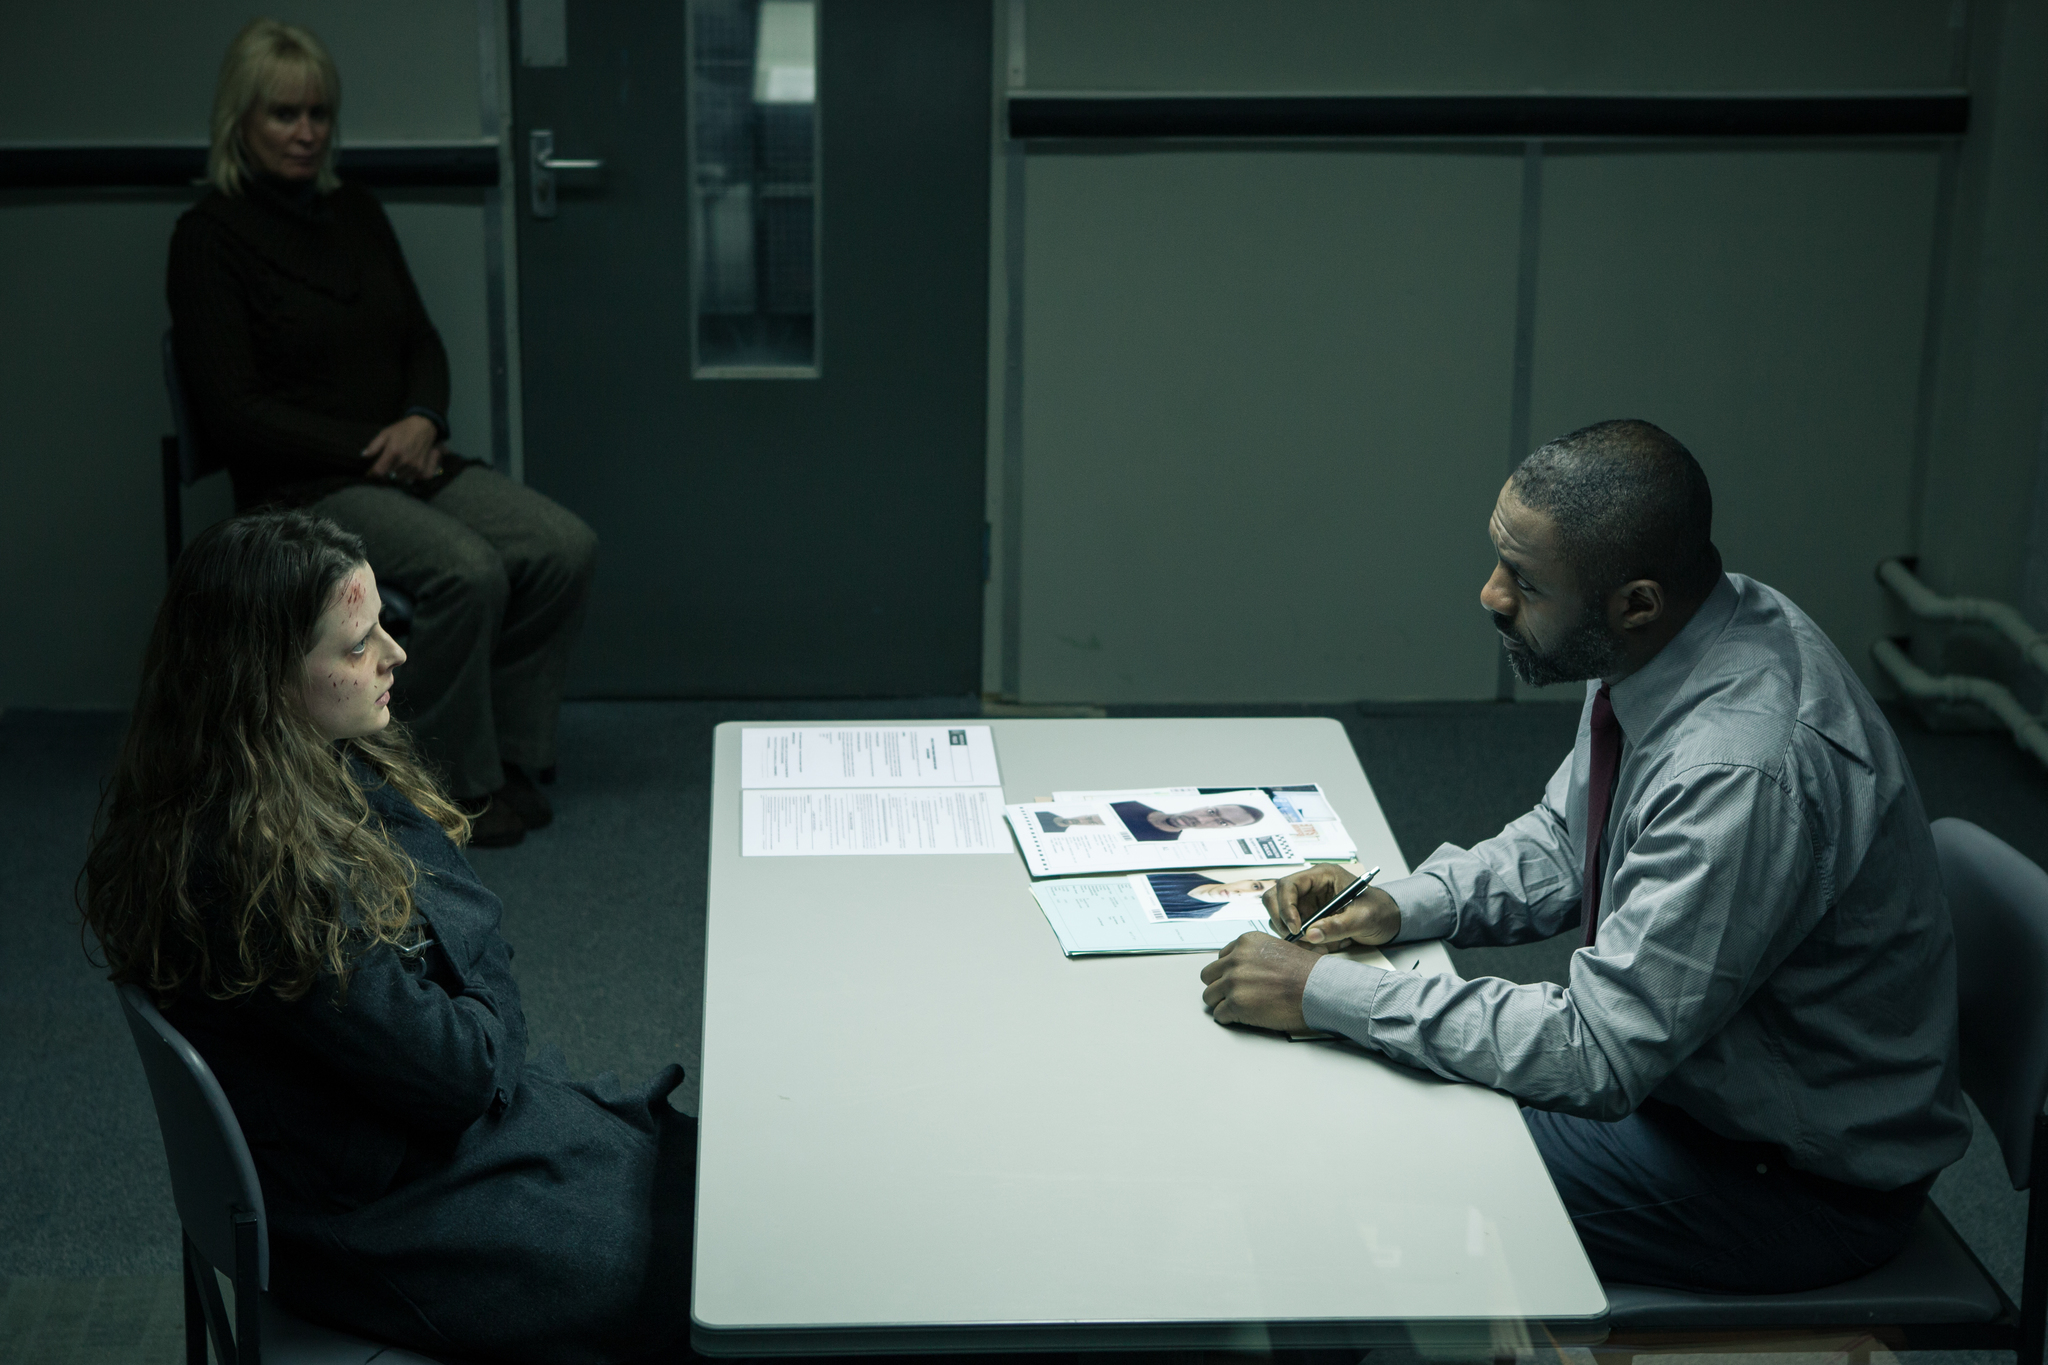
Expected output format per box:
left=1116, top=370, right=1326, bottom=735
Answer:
left=167, top=176, right=469, bottom=509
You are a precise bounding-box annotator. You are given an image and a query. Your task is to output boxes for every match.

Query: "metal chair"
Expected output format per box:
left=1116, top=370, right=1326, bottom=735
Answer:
left=1596, top=817, right=2048, bottom=1364
left=160, top=330, right=415, bottom=639
left=116, top=983, right=444, bottom=1365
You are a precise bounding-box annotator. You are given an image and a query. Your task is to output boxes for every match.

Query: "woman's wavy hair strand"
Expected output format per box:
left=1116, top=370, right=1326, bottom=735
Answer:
left=81, top=512, right=467, bottom=1005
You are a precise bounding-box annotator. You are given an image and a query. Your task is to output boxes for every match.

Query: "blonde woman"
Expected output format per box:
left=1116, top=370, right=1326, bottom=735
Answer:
left=83, top=513, right=692, bottom=1363
left=168, top=19, right=595, bottom=848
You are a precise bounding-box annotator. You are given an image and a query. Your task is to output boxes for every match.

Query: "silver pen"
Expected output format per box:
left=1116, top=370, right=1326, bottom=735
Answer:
left=1284, top=866, right=1381, bottom=943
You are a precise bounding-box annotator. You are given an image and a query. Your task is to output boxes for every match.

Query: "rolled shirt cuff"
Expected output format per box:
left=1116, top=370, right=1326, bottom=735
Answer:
left=1302, top=954, right=1390, bottom=1046
left=1379, top=871, right=1459, bottom=942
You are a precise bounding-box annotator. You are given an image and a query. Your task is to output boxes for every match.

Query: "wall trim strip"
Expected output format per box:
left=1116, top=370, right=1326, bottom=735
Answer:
left=1007, top=92, right=1970, bottom=142
left=0, top=143, right=501, bottom=189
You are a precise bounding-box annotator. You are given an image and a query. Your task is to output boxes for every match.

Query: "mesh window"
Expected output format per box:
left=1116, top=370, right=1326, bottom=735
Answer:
left=691, top=0, right=818, bottom=373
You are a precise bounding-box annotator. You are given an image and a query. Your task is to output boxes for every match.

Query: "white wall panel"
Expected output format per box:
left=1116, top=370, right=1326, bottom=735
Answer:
left=1529, top=148, right=1941, bottom=685
left=0, top=198, right=190, bottom=708
left=0, top=2, right=482, bottom=142
left=1017, top=150, right=1522, bottom=703
left=1021, top=0, right=1957, bottom=95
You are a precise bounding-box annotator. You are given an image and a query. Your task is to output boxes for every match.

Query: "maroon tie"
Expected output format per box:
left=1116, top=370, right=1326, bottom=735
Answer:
left=1581, top=685, right=1623, bottom=947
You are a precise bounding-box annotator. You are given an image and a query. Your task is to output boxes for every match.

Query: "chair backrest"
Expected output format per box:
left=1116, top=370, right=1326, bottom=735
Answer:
left=116, top=983, right=269, bottom=1287
left=161, top=329, right=224, bottom=486
left=1937, top=817, right=2048, bottom=1192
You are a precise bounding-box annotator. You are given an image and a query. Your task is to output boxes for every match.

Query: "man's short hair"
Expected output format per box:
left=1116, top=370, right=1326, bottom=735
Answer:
left=1509, top=419, right=1719, bottom=603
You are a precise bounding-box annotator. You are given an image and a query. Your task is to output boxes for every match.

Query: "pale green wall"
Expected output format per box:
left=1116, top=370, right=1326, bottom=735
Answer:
left=1923, top=0, right=2048, bottom=609
left=999, top=0, right=2047, bottom=704
left=8, top=3, right=2044, bottom=708
left=0, top=1, right=498, bottom=709
left=1530, top=147, right=1939, bottom=690
left=1017, top=149, right=1521, bottom=703
left=1021, top=0, right=1958, bottom=94
left=0, top=3, right=482, bottom=142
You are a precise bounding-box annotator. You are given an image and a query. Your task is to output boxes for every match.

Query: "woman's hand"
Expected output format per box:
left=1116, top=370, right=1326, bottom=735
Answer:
left=364, top=415, right=443, bottom=483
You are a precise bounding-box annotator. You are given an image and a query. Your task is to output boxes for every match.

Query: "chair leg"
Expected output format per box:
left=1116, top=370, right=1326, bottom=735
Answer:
left=2022, top=1117, right=2048, bottom=1365
left=182, top=1237, right=208, bottom=1365
left=186, top=1231, right=236, bottom=1365
left=234, top=1214, right=262, bottom=1365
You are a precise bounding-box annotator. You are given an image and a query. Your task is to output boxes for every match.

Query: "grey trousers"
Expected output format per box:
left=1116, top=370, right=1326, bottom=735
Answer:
left=314, top=467, right=597, bottom=799
left=1525, top=1100, right=1929, bottom=1293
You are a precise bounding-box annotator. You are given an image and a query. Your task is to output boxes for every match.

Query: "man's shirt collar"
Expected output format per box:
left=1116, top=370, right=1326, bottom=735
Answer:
left=1606, top=573, right=1739, bottom=741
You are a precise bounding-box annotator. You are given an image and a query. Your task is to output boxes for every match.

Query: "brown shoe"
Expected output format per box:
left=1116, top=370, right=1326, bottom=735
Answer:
left=498, top=766, right=554, bottom=830
left=459, top=793, right=526, bottom=848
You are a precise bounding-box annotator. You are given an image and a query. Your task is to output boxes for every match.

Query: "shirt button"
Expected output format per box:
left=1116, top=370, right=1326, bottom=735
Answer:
left=1756, top=1163, right=1769, bottom=1174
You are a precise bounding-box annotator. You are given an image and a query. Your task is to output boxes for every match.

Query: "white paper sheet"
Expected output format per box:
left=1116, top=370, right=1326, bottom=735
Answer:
left=742, top=787, right=1009, bottom=856
left=1005, top=789, right=1298, bottom=877
left=743, top=726, right=1000, bottom=788
left=1029, top=873, right=1399, bottom=959
left=1053, top=783, right=1357, bottom=862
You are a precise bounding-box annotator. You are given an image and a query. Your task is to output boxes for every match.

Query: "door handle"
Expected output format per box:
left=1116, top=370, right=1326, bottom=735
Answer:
left=530, top=129, right=605, bottom=219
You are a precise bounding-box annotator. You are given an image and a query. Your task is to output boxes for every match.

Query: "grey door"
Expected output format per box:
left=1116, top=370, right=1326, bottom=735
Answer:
left=512, top=0, right=990, bottom=696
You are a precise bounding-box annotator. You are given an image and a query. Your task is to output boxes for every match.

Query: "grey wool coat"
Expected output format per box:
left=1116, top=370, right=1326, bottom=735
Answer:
left=169, top=774, right=695, bottom=1364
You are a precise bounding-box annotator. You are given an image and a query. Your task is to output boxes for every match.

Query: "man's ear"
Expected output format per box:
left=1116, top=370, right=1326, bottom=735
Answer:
left=1613, top=578, right=1665, bottom=632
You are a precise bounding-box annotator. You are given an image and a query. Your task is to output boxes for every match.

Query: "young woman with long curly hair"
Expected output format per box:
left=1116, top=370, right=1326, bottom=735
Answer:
left=82, top=512, right=693, bottom=1364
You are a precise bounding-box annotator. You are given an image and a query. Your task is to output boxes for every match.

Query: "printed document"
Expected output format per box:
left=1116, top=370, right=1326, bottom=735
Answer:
left=1005, top=788, right=1298, bottom=877
left=1052, top=783, right=1356, bottom=862
left=1029, top=872, right=1397, bottom=959
left=743, top=788, right=1008, bottom=857
left=740, top=725, right=1006, bottom=855
left=743, top=725, right=1001, bottom=788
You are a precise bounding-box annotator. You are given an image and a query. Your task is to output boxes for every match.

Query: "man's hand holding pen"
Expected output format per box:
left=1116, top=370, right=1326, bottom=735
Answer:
left=1198, top=864, right=1404, bottom=1033
left=1265, top=863, right=1402, bottom=949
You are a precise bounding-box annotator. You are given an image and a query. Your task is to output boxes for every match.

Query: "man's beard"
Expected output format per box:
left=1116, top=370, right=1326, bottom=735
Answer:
left=1492, top=606, right=1626, bottom=688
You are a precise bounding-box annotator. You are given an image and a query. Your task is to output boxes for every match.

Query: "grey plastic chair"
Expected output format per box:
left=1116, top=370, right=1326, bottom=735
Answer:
left=159, top=329, right=415, bottom=639
left=117, top=983, right=444, bottom=1365
left=1598, top=817, right=2048, bottom=1364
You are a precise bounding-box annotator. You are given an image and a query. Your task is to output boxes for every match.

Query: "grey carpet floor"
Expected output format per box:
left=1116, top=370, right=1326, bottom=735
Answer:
left=1, top=697, right=2039, bottom=1361
left=0, top=1274, right=184, bottom=1364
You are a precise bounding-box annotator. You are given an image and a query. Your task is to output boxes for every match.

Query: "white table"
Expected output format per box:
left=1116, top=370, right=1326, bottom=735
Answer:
left=694, top=717, right=1607, bottom=1354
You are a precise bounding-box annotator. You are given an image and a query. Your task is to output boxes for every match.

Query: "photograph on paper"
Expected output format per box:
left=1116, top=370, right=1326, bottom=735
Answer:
left=1053, top=783, right=1357, bottom=861
left=1004, top=789, right=1297, bottom=878
left=1108, top=796, right=1269, bottom=843
left=1029, top=875, right=1266, bottom=956
left=1136, top=872, right=1281, bottom=921
left=1028, top=870, right=1390, bottom=958
left=1034, top=809, right=1105, bottom=833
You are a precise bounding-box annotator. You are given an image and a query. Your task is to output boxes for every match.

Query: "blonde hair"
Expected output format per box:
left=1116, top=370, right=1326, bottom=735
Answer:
left=207, top=18, right=343, bottom=196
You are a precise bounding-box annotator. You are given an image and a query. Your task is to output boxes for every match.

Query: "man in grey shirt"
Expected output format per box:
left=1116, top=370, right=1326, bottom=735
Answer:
left=1202, top=419, right=1969, bottom=1293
